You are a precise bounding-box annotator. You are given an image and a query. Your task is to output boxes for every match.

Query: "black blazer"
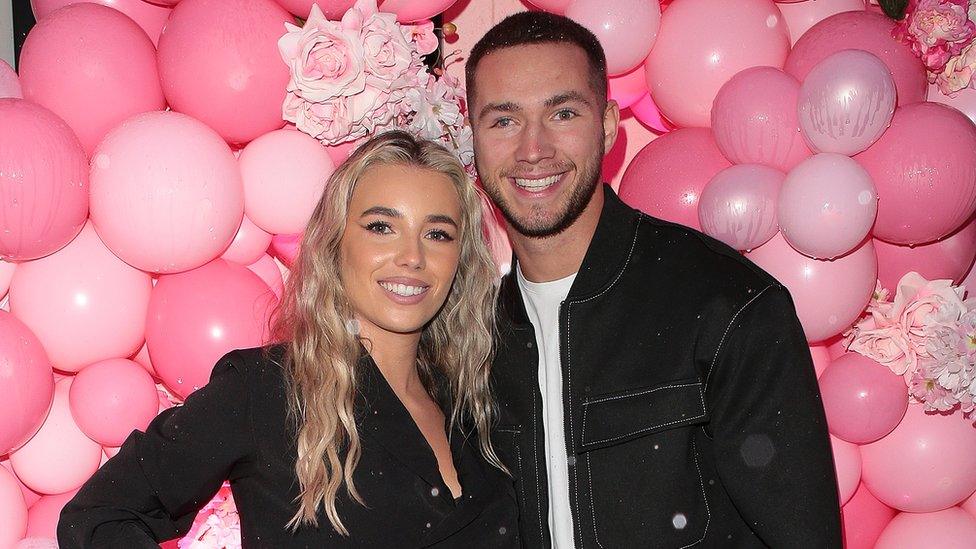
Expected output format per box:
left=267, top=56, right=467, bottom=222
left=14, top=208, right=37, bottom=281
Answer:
left=57, top=345, right=520, bottom=548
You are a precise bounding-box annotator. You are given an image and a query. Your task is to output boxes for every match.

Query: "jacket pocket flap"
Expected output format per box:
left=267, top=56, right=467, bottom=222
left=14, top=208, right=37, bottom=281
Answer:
left=579, top=380, right=707, bottom=453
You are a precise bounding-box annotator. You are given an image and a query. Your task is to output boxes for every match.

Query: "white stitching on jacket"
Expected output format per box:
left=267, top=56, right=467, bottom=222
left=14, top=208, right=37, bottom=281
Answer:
left=703, top=285, right=775, bottom=390
left=581, top=383, right=706, bottom=446
left=678, top=439, right=711, bottom=548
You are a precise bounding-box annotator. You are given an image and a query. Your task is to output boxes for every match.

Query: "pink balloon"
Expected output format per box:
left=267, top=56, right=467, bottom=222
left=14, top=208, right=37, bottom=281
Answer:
left=698, top=164, right=784, bottom=251
left=0, top=463, right=28, bottom=548
left=861, top=404, right=976, bottom=512
left=68, top=358, right=158, bottom=447
left=9, top=379, right=102, bottom=495
left=810, top=343, right=831, bottom=378
left=963, top=490, right=976, bottom=518
left=619, top=128, right=732, bottom=230
left=856, top=102, right=976, bottom=245
left=130, top=341, right=157, bottom=377
left=324, top=141, right=357, bottom=165
left=0, top=99, right=88, bottom=262
left=0, top=459, right=42, bottom=508
left=89, top=111, right=244, bottom=274
left=875, top=219, right=976, bottom=293
left=876, top=507, right=976, bottom=549
left=819, top=352, right=909, bottom=444
left=776, top=0, right=865, bottom=45
left=608, top=64, right=648, bottom=110
left=629, top=93, right=672, bottom=134
left=929, top=81, right=976, bottom=124
left=746, top=234, right=877, bottom=342
left=785, top=11, right=926, bottom=107
left=0, top=59, right=22, bottom=99
left=157, top=0, right=290, bottom=145
left=831, top=435, right=861, bottom=506
left=778, top=153, right=878, bottom=259
left=798, top=50, right=896, bottom=155
left=30, top=0, right=173, bottom=46
left=26, top=489, right=78, bottom=539
left=272, top=0, right=355, bottom=18
left=0, top=312, right=54, bottom=456
left=9, top=223, right=153, bottom=372
left=239, top=129, right=334, bottom=235
left=269, top=233, right=301, bottom=268
left=645, top=0, right=791, bottom=127
left=221, top=215, right=273, bottom=266
left=525, top=0, right=572, bottom=13
left=710, top=66, right=811, bottom=172
left=19, top=3, right=165, bottom=156
left=1, top=260, right=16, bottom=300
left=842, top=482, right=897, bottom=549
left=146, top=259, right=276, bottom=398
left=566, top=0, right=661, bottom=76
left=379, top=0, right=458, bottom=22
left=246, top=253, right=285, bottom=300
left=146, top=0, right=180, bottom=6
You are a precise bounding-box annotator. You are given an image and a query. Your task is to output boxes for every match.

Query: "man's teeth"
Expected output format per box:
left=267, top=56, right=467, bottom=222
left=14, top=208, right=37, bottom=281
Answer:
left=514, top=174, right=559, bottom=190
left=379, top=282, right=427, bottom=297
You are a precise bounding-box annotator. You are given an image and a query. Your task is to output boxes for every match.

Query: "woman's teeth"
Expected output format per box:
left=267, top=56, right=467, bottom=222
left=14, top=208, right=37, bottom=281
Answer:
left=379, top=282, right=427, bottom=296
left=514, top=174, right=560, bottom=191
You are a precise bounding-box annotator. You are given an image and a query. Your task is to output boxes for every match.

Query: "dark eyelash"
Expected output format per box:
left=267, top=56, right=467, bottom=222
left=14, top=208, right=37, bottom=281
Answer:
left=429, top=230, right=455, bottom=241
left=366, top=221, right=390, bottom=231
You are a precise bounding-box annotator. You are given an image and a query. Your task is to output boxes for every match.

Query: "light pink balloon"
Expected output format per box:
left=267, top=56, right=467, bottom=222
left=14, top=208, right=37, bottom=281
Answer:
left=0, top=59, right=22, bottom=99
left=929, top=81, right=976, bottom=123
left=246, top=253, right=285, bottom=300
left=875, top=219, right=976, bottom=293
left=645, top=0, right=791, bottom=127
left=963, top=490, right=976, bottom=517
left=629, top=93, right=672, bottom=134
left=746, top=234, right=877, bottom=342
left=221, top=215, right=273, bottom=266
left=566, top=0, right=661, bottom=76
left=239, top=129, right=334, bottom=235
left=0, top=464, right=28, bottom=548
left=608, top=64, right=648, bottom=110
left=861, top=403, right=976, bottom=512
left=9, top=379, right=102, bottom=495
left=0, top=259, right=14, bottom=300
left=785, top=11, right=926, bottom=107
left=68, top=358, right=158, bottom=447
left=855, top=102, right=976, bottom=245
left=324, top=141, right=357, bottom=165
left=146, top=259, right=276, bottom=399
left=525, top=0, right=572, bottom=13
left=379, top=0, right=458, bottom=22
left=0, top=312, right=54, bottom=456
left=842, top=482, right=897, bottom=549
left=777, top=0, right=865, bottom=45
left=9, top=223, right=152, bottom=372
left=26, top=489, right=78, bottom=539
left=269, top=233, right=301, bottom=268
left=130, top=341, right=156, bottom=377
left=619, top=128, right=731, bottom=230
left=0, top=99, right=88, bottom=262
left=778, top=153, right=878, bottom=259
left=876, top=507, right=976, bottom=549
left=810, top=343, right=831, bottom=378
left=89, top=111, right=244, bottom=274
left=30, top=0, right=173, bottom=46
left=698, top=164, right=784, bottom=251
left=0, top=459, right=42, bottom=508
left=798, top=50, right=896, bottom=156
left=18, top=4, right=165, bottom=157
left=272, top=0, right=355, bottom=18
left=819, top=352, right=908, bottom=444
left=157, top=0, right=291, bottom=145
left=831, top=435, right=861, bottom=506
left=711, top=66, right=811, bottom=172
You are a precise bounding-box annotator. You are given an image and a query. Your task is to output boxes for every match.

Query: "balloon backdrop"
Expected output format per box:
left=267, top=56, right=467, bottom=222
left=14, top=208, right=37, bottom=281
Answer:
left=698, top=164, right=783, bottom=251
left=776, top=0, right=866, bottom=45
left=608, top=65, right=648, bottom=110
left=0, top=466, right=28, bottom=548
left=0, top=60, right=22, bottom=99
left=68, top=358, right=158, bottom=447
left=841, top=483, right=896, bottom=549
left=819, top=353, right=908, bottom=444
left=874, top=219, right=976, bottom=292
left=875, top=507, right=976, bottom=549
left=566, top=0, right=661, bottom=76
left=379, top=0, right=459, bottom=22
left=0, top=312, right=53, bottom=456
left=273, top=0, right=356, bottom=18
left=221, top=216, right=274, bottom=266
left=25, top=489, right=78, bottom=539
left=30, top=0, right=173, bottom=46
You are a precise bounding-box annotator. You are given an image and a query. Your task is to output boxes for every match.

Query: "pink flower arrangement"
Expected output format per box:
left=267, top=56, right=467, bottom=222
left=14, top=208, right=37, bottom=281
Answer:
left=892, top=0, right=976, bottom=95
left=846, top=272, right=976, bottom=414
left=178, top=482, right=241, bottom=549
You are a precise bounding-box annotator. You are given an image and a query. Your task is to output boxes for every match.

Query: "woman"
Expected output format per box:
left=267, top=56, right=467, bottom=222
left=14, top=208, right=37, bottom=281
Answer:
left=57, top=131, right=519, bottom=547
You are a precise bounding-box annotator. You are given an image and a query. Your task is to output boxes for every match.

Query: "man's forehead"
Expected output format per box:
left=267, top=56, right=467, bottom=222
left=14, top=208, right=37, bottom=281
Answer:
left=472, top=43, right=591, bottom=103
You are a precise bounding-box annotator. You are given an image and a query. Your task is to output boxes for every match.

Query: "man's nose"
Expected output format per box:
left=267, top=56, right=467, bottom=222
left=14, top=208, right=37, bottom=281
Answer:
left=514, top=121, right=556, bottom=164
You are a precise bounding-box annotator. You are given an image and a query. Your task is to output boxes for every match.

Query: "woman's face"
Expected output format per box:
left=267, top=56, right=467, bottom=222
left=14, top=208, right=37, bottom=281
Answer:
left=339, top=163, right=463, bottom=341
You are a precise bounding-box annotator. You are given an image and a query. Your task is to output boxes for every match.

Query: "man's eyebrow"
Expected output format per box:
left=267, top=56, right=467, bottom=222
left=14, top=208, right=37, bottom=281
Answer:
left=426, top=214, right=458, bottom=228
left=545, top=91, right=590, bottom=108
left=478, top=101, right=521, bottom=121
left=361, top=206, right=401, bottom=218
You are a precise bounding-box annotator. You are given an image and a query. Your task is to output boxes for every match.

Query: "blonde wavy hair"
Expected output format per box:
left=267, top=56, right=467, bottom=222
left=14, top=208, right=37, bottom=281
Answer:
left=270, top=130, right=503, bottom=535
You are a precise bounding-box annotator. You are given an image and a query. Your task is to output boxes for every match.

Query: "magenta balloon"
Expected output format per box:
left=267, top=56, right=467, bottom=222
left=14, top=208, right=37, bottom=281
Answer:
left=89, top=111, right=244, bottom=274
left=379, top=0, right=458, bottom=22
left=711, top=66, right=811, bottom=172
left=629, top=93, right=672, bottom=134
left=861, top=404, right=976, bottom=512
left=68, top=358, right=158, bottom=447
left=157, top=0, right=290, bottom=145
left=18, top=4, right=165, bottom=157
left=30, top=0, right=173, bottom=46
left=876, top=507, right=976, bottom=549
left=842, top=483, right=897, bottom=549
left=798, top=50, right=896, bottom=155
left=855, top=102, right=976, bottom=245
left=778, top=153, right=878, bottom=259
left=146, top=259, right=276, bottom=399
left=0, top=59, right=22, bottom=99
left=698, top=164, right=784, bottom=251
left=221, top=215, right=273, bottom=266
left=566, top=0, right=661, bottom=76
left=608, top=64, right=648, bottom=110
left=273, top=0, right=355, bottom=18
left=645, top=0, right=791, bottom=128
left=0, top=312, right=54, bottom=456
left=785, top=11, right=926, bottom=107
left=269, top=233, right=301, bottom=268
left=746, top=234, right=877, bottom=342
left=831, top=435, right=862, bottom=506
left=819, top=353, right=909, bottom=444
left=0, top=466, right=27, bottom=547
left=777, top=0, right=865, bottom=45
left=0, top=99, right=88, bottom=262
left=619, top=128, right=732, bottom=230
left=9, top=223, right=153, bottom=372
left=525, top=0, right=572, bottom=13
left=875, top=220, right=976, bottom=293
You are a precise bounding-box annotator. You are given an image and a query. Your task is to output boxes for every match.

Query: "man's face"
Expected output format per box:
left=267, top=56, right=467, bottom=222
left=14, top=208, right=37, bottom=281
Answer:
left=470, top=42, right=618, bottom=238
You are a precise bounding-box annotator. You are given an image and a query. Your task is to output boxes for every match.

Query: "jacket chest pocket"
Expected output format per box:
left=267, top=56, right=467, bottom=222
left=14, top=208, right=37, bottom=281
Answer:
left=575, top=379, right=711, bottom=548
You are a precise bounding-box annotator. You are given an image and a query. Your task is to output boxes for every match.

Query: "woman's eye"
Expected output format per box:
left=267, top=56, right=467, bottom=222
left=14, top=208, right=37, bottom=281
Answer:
left=427, top=229, right=455, bottom=242
left=365, top=221, right=393, bottom=234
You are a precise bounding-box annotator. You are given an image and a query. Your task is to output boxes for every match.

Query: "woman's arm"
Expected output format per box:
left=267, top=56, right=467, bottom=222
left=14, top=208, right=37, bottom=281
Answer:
left=58, top=351, right=256, bottom=548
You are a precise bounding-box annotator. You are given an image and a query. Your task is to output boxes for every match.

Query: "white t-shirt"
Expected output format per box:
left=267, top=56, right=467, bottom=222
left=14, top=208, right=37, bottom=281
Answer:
left=517, top=265, right=578, bottom=548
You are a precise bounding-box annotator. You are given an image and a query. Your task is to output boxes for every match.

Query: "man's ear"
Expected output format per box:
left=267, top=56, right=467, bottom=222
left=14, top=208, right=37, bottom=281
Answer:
left=603, top=99, right=620, bottom=153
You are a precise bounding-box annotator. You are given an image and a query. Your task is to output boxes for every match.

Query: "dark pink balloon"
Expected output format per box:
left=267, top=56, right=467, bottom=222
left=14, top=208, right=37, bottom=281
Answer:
left=30, top=0, right=173, bottom=46
left=875, top=219, right=976, bottom=293
left=619, top=128, right=731, bottom=230
left=273, top=0, right=355, bottom=18
left=841, top=483, right=896, bottom=549
left=379, top=0, right=459, bottom=23
left=929, top=81, right=976, bottom=124
left=698, top=164, right=784, bottom=251
left=68, top=358, right=159, bottom=447
left=785, top=11, right=926, bottom=107
left=609, top=64, right=648, bottom=110
left=0, top=312, right=54, bottom=456
left=819, top=353, right=909, bottom=444
left=629, top=93, right=673, bottom=134
left=855, top=102, right=976, bottom=245
left=876, top=507, right=976, bottom=549
left=0, top=99, right=88, bottom=261
left=269, top=233, right=301, bottom=268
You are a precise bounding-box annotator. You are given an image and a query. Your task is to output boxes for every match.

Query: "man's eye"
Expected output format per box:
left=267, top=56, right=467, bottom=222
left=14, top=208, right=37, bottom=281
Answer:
left=427, top=229, right=455, bottom=242
left=555, top=109, right=578, bottom=121
left=365, top=221, right=393, bottom=234
left=493, top=117, right=514, bottom=128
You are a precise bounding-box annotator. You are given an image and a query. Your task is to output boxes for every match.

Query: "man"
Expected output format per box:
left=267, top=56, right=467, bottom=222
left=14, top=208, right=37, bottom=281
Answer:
left=466, top=11, right=842, bottom=548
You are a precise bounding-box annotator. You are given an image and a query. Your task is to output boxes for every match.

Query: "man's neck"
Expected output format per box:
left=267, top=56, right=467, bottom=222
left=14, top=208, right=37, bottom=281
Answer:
left=511, top=185, right=604, bottom=283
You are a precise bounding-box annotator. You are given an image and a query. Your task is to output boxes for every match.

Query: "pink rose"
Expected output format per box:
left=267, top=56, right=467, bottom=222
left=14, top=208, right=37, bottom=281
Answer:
left=934, top=40, right=976, bottom=94
left=361, top=12, right=417, bottom=88
left=408, top=21, right=439, bottom=56
left=278, top=5, right=367, bottom=103
left=897, top=0, right=976, bottom=72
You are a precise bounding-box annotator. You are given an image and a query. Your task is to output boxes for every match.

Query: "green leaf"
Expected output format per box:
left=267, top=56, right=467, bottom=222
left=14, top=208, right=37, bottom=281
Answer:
left=878, top=0, right=910, bottom=20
